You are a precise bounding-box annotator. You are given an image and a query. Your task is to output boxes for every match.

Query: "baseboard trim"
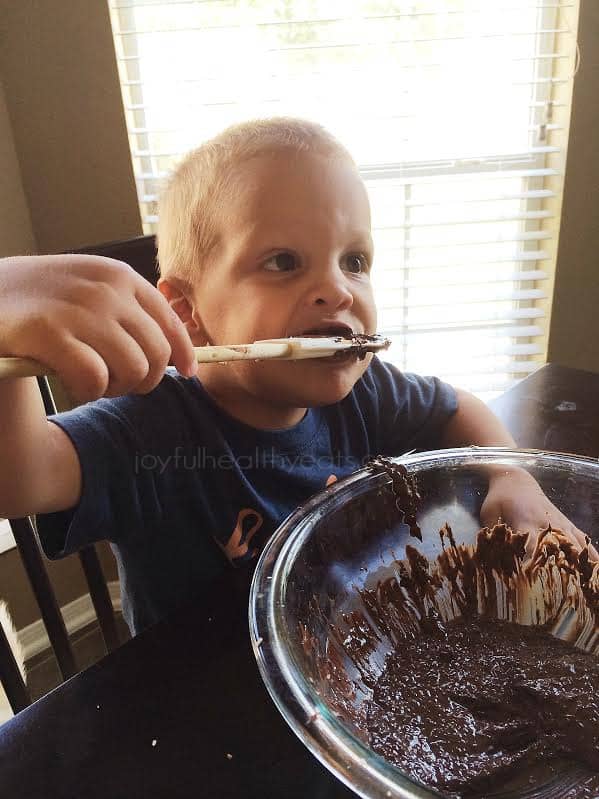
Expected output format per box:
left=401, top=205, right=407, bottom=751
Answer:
left=18, top=581, right=121, bottom=662
left=0, top=518, right=16, bottom=555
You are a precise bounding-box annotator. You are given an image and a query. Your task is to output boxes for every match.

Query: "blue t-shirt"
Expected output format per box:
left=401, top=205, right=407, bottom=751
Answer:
left=36, top=357, right=457, bottom=634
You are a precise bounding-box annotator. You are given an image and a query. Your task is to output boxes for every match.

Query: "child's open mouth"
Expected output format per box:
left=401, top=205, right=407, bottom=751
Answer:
left=296, top=325, right=361, bottom=362
left=298, top=324, right=355, bottom=340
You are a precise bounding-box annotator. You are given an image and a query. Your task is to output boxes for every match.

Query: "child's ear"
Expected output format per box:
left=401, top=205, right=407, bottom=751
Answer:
left=157, top=278, right=209, bottom=344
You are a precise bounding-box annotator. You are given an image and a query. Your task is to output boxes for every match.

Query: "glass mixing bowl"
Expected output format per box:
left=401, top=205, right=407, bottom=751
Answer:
left=249, top=448, right=599, bottom=799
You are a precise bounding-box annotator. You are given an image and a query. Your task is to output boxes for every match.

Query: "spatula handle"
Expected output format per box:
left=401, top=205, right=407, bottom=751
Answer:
left=193, top=341, right=291, bottom=362
left=0, top=357, right=51, bottom=379
left=0, top=341, right=293, bottom=379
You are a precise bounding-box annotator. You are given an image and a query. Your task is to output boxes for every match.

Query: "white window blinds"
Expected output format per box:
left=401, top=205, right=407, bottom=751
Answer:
left=109, top=0, right=579, bottom=400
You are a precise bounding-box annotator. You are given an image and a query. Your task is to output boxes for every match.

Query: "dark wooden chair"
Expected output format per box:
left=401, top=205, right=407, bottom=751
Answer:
left=1, top=235, right=158, bottom=714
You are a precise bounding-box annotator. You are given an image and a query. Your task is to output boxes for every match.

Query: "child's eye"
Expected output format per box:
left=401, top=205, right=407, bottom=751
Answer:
left=342, top=253, right=370, bottom=274
left=263, top=252, right=299, bottom=272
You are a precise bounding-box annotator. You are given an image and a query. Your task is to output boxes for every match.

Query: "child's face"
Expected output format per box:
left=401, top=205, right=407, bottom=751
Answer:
left=186, top=149, right=377, bottom=425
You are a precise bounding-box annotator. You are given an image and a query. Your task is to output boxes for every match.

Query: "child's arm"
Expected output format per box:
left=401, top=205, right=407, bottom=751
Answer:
left=0, top=254, right=197, bottom=519
left=440, top=389, right=597, bottom=558
left=439, top=388, right=516, bottom=449
left=0, top=376, right=82, bottom=517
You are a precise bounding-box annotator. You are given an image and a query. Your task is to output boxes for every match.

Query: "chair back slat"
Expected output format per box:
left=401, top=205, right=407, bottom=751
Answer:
left=10, top=517, right=77, bottom=680
left=78, top=548, right=120, bottom=652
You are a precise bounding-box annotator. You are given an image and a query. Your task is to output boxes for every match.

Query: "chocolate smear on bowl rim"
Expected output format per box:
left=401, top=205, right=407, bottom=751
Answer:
left=366, top=456, right=422, bottom=540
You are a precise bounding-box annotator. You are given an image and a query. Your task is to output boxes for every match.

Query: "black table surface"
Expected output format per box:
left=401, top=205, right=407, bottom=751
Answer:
left=489, top=363, right=599, bottom=457
left=2, top=363, right=599, bottom=799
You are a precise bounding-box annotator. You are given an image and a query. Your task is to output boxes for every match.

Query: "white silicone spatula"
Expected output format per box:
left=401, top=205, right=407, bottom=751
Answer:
left=0, top=335, right=391, bottom=379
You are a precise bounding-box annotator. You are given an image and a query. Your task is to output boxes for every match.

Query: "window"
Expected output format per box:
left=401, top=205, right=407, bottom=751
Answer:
left=109, top=0, right=579, bottom=400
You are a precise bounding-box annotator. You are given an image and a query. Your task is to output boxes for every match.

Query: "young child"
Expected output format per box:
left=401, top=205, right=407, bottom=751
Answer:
left=0, top=118, right=588, bottom=635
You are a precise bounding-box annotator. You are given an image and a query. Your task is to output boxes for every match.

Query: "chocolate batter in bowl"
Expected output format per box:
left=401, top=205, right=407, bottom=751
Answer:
left=249, top=449, right=599, bottom=799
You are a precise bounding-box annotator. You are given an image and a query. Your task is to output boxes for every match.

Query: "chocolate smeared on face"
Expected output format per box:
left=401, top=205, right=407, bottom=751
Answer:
left=367, top=456, right=422, bottom=540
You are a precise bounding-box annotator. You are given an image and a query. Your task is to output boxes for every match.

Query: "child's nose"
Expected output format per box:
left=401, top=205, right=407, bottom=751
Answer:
left=307, top=266, right=354, bottom=309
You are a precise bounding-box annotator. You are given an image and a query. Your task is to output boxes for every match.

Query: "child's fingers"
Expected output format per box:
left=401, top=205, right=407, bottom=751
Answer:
left=573, top=526, right=599, bottom=562
left=119, top=310, right=174, bottom=394
left=43, top=325, right=149, bottom=402
left=77, top=323, right=153, bottom=399
left=133, top=280, right=197, bottom=377
left=544, top=509, right=598, bottom=561
left=566, top=524, right=590, bottom=551
left=44, top=339, right=111, bottom=404
left=525, top=521, right=598, bottom=563
left=553, top=523, right=598, bottom=561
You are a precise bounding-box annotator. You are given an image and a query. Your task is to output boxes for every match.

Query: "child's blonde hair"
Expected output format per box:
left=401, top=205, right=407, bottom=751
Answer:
left=157, top=117, right=354, bottom=285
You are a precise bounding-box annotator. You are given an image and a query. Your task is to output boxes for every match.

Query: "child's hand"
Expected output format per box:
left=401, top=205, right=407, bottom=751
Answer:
left=480, top=466, right=599, bottom=561
left=0, top=254, right=197, bottom=402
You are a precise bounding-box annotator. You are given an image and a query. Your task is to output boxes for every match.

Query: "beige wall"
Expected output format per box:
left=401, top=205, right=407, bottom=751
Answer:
left=0, top=78, right=36, bottom=256
left=548, top=0, right=599, bottom=372
left=0, top=0, right=142, bottom=254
